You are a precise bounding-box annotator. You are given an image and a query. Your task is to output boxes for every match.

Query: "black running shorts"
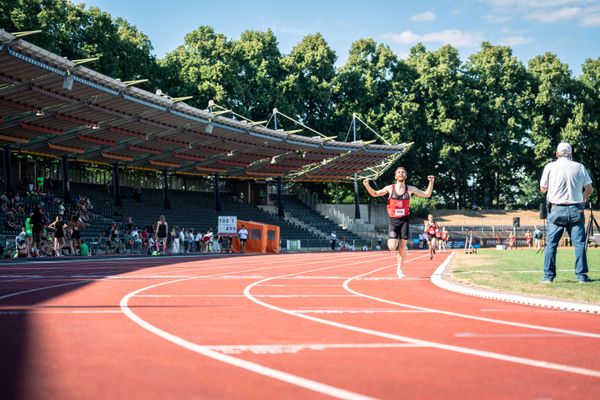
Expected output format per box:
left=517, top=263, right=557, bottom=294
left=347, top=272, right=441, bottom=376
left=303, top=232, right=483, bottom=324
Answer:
left=388, top=216, right=409, bottom=240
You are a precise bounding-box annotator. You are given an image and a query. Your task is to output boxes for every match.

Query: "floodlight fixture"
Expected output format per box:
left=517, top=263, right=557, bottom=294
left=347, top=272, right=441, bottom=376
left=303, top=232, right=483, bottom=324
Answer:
left=63, top=72, right=74, bottom=90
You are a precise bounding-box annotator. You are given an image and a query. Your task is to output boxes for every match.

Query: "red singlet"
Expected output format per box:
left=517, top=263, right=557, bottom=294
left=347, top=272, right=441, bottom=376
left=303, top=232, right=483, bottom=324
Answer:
left=387, top=184, right=410, bottom=218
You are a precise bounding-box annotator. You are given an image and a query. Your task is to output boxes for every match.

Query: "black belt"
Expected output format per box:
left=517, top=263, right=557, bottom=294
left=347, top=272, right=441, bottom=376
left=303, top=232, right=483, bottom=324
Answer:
left=551, top=203, right=581, bottom=207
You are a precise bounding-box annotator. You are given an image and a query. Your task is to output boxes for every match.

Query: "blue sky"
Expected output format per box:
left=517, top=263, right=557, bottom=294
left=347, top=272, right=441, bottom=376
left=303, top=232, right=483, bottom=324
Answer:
left=75, top=0, right=599, bottom=76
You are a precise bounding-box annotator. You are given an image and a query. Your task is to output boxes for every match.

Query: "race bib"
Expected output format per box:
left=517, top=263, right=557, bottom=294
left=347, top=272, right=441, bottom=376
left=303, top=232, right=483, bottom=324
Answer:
left=394, top=208, right=406, bottom=217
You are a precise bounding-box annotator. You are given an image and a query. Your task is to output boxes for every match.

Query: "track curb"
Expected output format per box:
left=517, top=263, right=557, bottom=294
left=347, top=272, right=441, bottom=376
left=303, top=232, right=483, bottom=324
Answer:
left=431, top=251, right=600, bottom=314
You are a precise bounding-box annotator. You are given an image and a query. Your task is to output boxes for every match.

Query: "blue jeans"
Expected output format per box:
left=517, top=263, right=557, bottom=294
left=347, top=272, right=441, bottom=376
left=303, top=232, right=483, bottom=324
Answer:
left=543, top=204, right=588, bottom=280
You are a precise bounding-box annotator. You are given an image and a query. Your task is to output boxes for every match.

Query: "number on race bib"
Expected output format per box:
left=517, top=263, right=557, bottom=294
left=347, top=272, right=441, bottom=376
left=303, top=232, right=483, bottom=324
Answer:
left=394, top=209, right=405, bottom=217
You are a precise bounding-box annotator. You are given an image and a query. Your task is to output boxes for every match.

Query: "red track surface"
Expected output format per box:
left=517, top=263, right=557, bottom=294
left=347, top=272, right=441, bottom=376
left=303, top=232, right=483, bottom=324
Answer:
left=1, top=251, right=599, bottom=399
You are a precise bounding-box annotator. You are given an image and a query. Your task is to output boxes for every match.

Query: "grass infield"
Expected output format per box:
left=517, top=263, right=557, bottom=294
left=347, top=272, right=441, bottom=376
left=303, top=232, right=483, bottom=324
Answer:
left=448, top=248, right=600, bottom=305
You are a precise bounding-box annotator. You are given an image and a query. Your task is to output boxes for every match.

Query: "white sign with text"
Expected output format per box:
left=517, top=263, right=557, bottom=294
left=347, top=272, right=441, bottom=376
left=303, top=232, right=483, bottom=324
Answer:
left=218, top=216, right=237, bottom=236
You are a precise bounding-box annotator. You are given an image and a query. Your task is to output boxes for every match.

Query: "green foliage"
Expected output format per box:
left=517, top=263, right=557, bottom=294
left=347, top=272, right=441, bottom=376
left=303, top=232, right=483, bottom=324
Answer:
left=0, top=0, right=158, bottom=87
left=409, top=195, right=436, bottom=219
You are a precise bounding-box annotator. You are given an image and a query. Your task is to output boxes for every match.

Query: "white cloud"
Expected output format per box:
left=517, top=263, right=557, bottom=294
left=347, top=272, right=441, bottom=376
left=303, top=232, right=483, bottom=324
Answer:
left=410, top=11, right=436, bottom=22
left=382, top=30, right=484, bottom=48
left=525, top=6, right=581, bottom=22
left=396, top=51, right=410, bottom=60
left=484, top=0, right=599, bottom=26
left=483, top=13, right=513, bottom=23
left=498, top=35, right=535, bottom=46
left=581, top=13, right=600, bottom=26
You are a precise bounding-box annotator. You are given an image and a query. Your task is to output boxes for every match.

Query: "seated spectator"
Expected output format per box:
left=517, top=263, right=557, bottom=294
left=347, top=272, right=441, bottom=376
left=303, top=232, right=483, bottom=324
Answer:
left=80, top=240, right=89, bottom=257
left=17, top=240, right=28, bottom=258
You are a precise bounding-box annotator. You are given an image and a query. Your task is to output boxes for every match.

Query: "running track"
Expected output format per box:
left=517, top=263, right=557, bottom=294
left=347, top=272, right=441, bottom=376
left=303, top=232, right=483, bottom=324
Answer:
left=1, top=251, right=599, bottom=399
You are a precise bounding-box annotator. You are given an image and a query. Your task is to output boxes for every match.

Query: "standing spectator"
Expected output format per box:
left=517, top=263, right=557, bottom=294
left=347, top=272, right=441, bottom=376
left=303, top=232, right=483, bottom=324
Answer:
left=203, top=229, right=214, bottom=252
left=30, top=205, right=45, bottom=257
left=155, top=215, right=168, bottom=254
left=171, top=226, right=180, bottom=254
left=37, top=175, right=44, bottom=193
left=540, top=142, right=594, bottom=283
left=188, top=229, right=195, bottom=253
left=48, top=215, right=66, bottom=257
left=238, top=224, right=249, bottom=253
left=179, top=228, right=186, bottom=254
left=330, top=232, right=337, bottom=251
left=533, top=227, right=543, bottom=251
left=70, top=214, right=85, bottom=255
left=194, top=230, right=202, bottom=252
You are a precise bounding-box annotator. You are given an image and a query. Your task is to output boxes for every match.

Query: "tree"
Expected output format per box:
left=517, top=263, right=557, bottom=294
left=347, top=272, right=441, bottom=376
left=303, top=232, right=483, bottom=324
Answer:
left=0, top=1, right=158, bottom=89
left=229, top=29, right=284, bottom=120
left=528, top=53, right=576, bottom=167
left=158, top=26, right=234, bottom=109
left=278, top=33, right=337, bottom=132
left=387, top=44, right=472, bottom=208
left=568, top=58, right=600, bottom=206
left=326, top=39, right=399, bottom=202
left=464, top=42, right=533, bottom=208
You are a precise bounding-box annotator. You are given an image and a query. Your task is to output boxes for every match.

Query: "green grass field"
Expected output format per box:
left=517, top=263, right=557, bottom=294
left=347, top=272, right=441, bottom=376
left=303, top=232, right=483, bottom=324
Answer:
left=449, top=248, right=600, bottom=305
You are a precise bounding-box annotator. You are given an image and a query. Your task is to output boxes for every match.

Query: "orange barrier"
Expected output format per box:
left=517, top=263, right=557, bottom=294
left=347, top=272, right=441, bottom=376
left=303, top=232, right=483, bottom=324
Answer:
left=232, top=220, right=280, bottom=254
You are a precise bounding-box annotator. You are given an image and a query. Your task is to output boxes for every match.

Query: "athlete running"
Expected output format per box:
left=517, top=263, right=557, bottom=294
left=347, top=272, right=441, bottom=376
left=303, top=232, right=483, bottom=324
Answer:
left=363, top=167, right=435, bottom=278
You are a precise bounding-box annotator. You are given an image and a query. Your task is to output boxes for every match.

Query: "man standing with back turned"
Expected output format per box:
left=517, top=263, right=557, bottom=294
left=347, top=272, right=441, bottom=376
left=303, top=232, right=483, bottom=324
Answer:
left=540, top=142, right=594, bottom=283
left=363, top=167, right=434, bottom=279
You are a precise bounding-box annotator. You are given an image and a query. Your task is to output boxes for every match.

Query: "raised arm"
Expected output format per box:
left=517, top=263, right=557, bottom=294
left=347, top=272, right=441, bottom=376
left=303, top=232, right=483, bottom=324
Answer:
left=363, top=179, right=389, bottom=197
left=409, top=176, right=435, bottom=198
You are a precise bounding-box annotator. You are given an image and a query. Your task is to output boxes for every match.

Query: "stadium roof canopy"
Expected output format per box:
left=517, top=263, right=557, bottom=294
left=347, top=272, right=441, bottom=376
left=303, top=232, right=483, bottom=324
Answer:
left=0, top=29, right=411, bottom=182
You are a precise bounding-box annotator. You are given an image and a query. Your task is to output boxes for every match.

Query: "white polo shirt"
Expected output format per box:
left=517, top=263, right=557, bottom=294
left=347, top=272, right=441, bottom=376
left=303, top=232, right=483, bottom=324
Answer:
left=540, top=157, right=592, bottom=204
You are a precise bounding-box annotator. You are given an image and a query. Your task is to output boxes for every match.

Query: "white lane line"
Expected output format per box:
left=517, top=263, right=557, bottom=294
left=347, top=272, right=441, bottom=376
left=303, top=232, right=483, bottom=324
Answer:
left=0, top=310, right=122, bottom=315
left=259, top=285, right=341, bottom=287
left=454, top=332, right=570, bottom=338
left=294, top=309, right=431, bottom=314
left=208, top=343, right=426, bottom=354
left=344, top=262, right=600, bottom=339
left=244, top=256, right=600, bottom=378
left=133, top=294, right=357, bottom=298
left=0, top=281, right=91, bottom=301
left=120, top=254, right=393, bottom=400
left=0, top=253, right=352, bottom=301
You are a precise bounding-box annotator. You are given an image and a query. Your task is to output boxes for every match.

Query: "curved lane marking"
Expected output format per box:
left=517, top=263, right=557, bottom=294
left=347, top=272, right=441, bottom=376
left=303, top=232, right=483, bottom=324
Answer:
left=342, top=261, right=600, bottom=339
left=120, top=254, right=392, bottom=400
left=244, top=255, right=600, bottom=378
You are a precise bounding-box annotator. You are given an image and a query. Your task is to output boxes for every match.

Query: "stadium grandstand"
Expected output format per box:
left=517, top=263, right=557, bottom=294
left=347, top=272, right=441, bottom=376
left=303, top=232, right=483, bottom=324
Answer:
left=0, top=28, right=412, bottom=257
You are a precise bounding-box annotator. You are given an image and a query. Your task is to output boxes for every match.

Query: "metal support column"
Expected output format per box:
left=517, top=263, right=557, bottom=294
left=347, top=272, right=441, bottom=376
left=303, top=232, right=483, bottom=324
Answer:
left=113, top=163, right=122, bottom=207
left=62, top=155, right=72, bottom=204
left=214, top=174, right=221, bottom=212
left=353, top=113, right=361, bottom=220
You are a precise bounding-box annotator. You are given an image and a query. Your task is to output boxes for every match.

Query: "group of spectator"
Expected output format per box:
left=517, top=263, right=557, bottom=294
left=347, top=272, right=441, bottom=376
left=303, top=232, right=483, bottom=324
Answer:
left=98, top=215, right=232, bottom=256
left=1, top=188, right=94, bottom=258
